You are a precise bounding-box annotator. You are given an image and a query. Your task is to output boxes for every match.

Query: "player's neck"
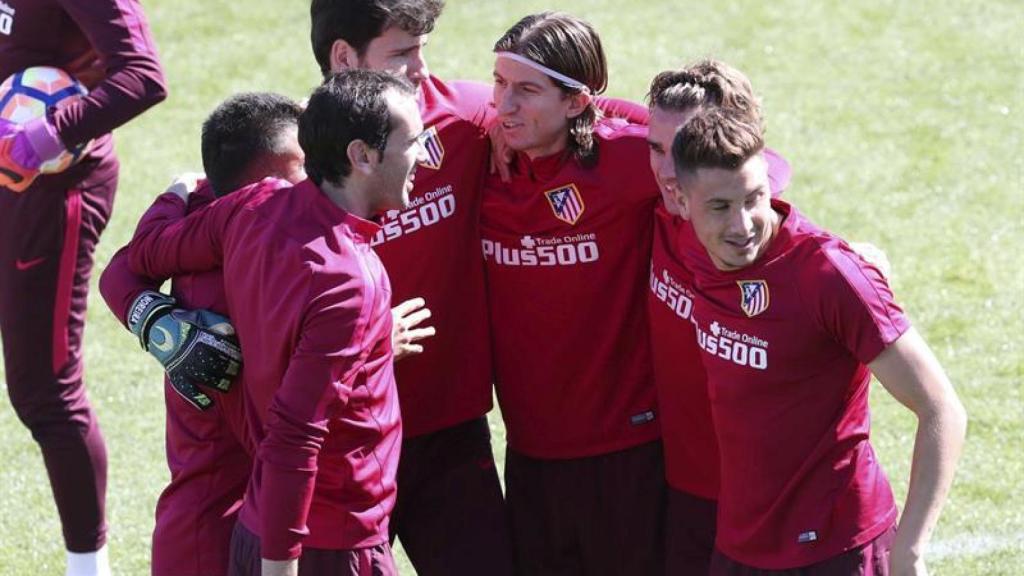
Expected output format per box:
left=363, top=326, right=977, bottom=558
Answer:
left=319, top=180, right=375, bottom=219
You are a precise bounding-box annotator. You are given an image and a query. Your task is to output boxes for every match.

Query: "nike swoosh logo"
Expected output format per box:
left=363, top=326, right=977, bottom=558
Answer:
left=15, top=257, right=46, bottom=271
left=151, top=325, right=177, bottom=353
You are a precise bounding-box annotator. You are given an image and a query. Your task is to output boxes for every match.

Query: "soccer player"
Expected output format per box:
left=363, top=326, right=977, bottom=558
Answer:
left=0, top=2, right=167, bottom=575
left=481, top=12, right=665, bottom=574
left=309, top=2, right=512, bottom=572
left=124, top=69, right=420, bottom=576
left=671, top=100, right=967, bottom=574
left=645, top=59, right=792, bottom=575
left=98, top=92, right=306, bottom=576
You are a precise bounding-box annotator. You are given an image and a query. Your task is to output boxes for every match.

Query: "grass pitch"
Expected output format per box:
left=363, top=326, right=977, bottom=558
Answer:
left=1, top=1, right=1021, bottom=574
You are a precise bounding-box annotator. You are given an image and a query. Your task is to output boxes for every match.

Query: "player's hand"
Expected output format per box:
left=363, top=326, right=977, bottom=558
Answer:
left=889, top=546, right=928, bottom=576
left=849, top=241, right=892, bottom=279
left=128, top=290, right=243, bottom=411
left=0, top=118, right=42, bottom=193
left=391, top=297, right=436, bottom=361
left=487, top=123, right=514, bottom=183
left=165, top=171, right=205, bottom=201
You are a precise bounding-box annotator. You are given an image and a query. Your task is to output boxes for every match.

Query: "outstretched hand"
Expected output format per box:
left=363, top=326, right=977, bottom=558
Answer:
left=391, top=297, right=436, bottom=361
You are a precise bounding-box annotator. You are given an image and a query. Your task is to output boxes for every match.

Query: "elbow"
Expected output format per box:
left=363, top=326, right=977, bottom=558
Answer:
left=130, top=55, right=169, bottom=109
left=927, top=391, right=968, bottom=448
left=97, top=265, right=117, bottom=315
left=949, top=395, right=968, bottom=441
left=144, top=70, right=169, bottom=108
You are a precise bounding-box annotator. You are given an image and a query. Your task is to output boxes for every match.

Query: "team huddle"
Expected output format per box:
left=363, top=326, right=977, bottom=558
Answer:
left=0, top=1, right=968, bottom=576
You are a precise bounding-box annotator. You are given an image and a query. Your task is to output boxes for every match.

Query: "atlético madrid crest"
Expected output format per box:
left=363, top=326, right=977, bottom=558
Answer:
left=544, top=183, right=585, bottom=225
left=417, top=126, right=444, bottom=170
left=737, top=280, right=770, bottom=317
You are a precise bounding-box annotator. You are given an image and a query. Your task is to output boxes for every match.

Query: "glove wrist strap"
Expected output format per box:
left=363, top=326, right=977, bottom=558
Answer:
left=23, top=116, right=66, bottom=164
left=127, top=290, right=175, bottom=350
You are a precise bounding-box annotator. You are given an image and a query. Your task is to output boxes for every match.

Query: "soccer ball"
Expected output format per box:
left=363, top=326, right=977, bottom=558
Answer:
left=0, top=66, right=94, bottom=174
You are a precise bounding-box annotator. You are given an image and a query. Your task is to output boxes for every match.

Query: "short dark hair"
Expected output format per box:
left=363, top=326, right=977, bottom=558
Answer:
left=300, top=69, right=416, bottom=186
left=672, top=107, right=764, bottom=176
left=200, top=92, right=303, bottom=196
left=647, top=59, right=761, bottom=123
left=310, top=0, right=444, bottom=75
left=493, top=12, right=607, bottom=166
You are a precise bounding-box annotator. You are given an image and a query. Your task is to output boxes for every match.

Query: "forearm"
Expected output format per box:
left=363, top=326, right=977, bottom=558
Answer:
left=893, top=400, right=967, bottom=558
left=127, top=193, right=224, bottom=279
left=56, top=0, right=168, bottom=147
left=257, top=395, right=332, bottom=560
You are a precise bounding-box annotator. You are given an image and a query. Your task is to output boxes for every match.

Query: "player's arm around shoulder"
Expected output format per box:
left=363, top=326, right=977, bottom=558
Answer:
left=125, top=177, right=269, bottom=279
left=869, top=328, right=967, bottom=576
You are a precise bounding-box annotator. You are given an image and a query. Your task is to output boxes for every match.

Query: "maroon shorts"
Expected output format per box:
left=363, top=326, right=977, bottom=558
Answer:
left=709, top=524, right=896, bottom=576
left=505, top=440, right=666, bottom=576
left=229, top=522, right=397, bottom=576
left=391, top=416, right=512, bottom=575
left=665, top=487, right=717, bottom=576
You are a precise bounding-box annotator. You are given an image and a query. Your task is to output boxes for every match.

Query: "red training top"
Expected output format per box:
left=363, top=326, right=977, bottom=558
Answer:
left=648, top=148, right=791, bottom=499
left=480, top=118, right=660, bottom=459
left=126, top=179, right=400, bottom=560
left=371, top=76, right=494, bottom=438
left=687, top=199, right=906, bottom=569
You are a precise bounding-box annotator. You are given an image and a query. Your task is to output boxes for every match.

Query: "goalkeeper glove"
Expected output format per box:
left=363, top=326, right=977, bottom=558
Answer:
left=0, top=117, right=65, bottom=193
left=127, top=290, right=243, bottom=411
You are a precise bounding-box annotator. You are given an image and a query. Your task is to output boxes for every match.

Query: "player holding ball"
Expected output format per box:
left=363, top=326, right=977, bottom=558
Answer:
left=0, top=2, right=167, bottom=575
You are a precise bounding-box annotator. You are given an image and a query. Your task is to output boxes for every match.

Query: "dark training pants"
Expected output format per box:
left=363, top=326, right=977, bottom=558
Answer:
left=505, top=440, right=667, bottom=576
left=665, top=487, right=717, bottom=576
left=0, top=162, right=117, bottom=552
left=390, top=416, right=513, bottom=576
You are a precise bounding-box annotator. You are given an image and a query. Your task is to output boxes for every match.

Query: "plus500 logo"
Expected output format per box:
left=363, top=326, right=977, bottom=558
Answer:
left=371, top=194, right=455, bottom=246
left=650, top=268, right=694, bottom=321
left=696, top=323, right=768, bottom=370
left=481, top=238, right=599, bottom=266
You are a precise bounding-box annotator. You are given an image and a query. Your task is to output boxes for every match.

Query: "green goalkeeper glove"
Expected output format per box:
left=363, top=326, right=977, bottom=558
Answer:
left=127, top=290, right=243, bottom=410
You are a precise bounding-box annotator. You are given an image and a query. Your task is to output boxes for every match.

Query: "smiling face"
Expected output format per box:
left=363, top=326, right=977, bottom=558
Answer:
left=647, top=105, right=698, bottom=215
left=492, top=56, right=587, bottom=159
left=333, top=26, right=430, bottom=89
left=676, top=153, right=778, bottom=271
left=369, top=89, right=425, bottom=212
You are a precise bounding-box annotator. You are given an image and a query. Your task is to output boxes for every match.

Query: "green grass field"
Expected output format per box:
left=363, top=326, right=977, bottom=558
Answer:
left=1, top=0, right=1021, bottom=574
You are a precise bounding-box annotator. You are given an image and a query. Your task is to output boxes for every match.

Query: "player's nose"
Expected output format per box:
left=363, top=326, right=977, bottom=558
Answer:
left=407, top=52, right=429, bottom=85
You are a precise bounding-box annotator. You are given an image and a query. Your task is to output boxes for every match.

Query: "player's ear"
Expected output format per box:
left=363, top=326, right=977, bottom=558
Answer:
left=330, top=39, right=359, bottom=72
left=565, top=90, right=592, bottom=120
left=673, top=186, right=691, bottom=220
left=347, top=140, right=380, bottom=176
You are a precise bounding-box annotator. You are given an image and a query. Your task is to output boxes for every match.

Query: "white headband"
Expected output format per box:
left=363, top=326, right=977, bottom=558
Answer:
left=495, top=51, right=590, bottom=93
